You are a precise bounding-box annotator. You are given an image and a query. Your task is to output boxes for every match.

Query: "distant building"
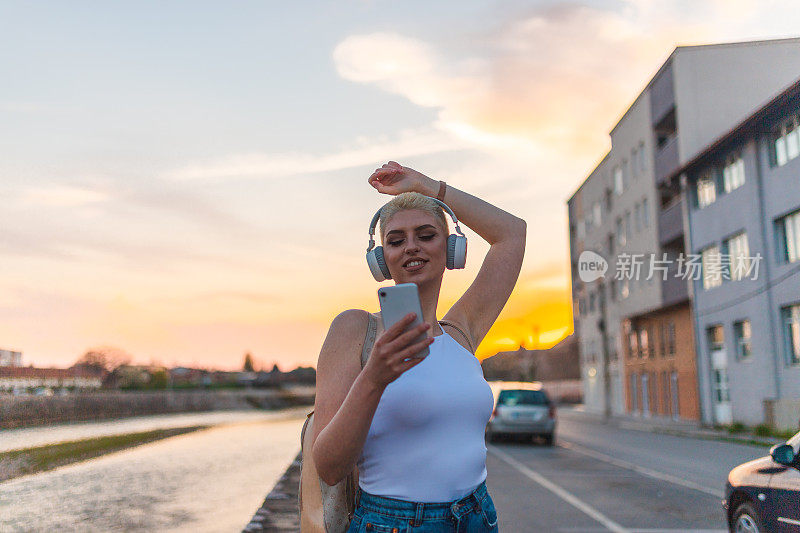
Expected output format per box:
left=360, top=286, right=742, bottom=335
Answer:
left=168, top=366, right=210, bottom=386
left=0, top=366, right=105, bottom=391
left=482, top=334, right=580, bottom=382
left=0, top=349, right=23, bottom=367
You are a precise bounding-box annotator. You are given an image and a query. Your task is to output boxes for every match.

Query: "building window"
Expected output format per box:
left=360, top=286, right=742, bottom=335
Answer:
left=634, top=203, right=642, bottom=233
left=593, top=201, right=602, bottom=227
left=774, top=114, right=800, bottom=167
left=614, top=165, right=623, bottom=195
left=723, top=232, right=750, bottom=281
left=641, top=374, right=650, bottom=415
left=781, top=303, right=800, bottom=366
left=642, top=198, right=650, bottom=228
left=697, top=173, right=716, bottom=208
left=670, top=371, right=679, bottom=419
left=621, top=278, right=629, bottom=299
left=622, top=159, right=630, bottom=189
left=659, top=323, right=666, bottom=357
left=625, top=211, right=632, bottom=243
left=616, top=218, right=625, bottom=247
left=628, top=330, right=639, bottom=359
left=630, top=373, right=639, bottom=413
left=589, top=291, right=596, bottom=312
left=667, top=321, right=676, bottom=356
left=777, top=208, right=800, bottom=264
left=638, top=141, right=646, bottom=173
left=701, top=245, right=723, bottom=290
left=707, top=324, right=724, bottom=351
left=733, top=320, right=752, bottom=361
left=639, top=328, right=649, bottom=358
left=722, top=154, right=746, bottom=193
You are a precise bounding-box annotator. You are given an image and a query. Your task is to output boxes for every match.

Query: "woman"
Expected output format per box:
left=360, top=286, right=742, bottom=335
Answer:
left=312, top=161, right=526, bottom=532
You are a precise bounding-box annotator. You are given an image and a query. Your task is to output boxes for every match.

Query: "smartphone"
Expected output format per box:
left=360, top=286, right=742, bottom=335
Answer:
left=377, top=282, right=430, bottom=359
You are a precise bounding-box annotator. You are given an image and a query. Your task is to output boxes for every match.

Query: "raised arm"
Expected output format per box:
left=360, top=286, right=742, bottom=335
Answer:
left=422, top=179, right=526, bottom=351
left=368, top=162, right=527, bottom=352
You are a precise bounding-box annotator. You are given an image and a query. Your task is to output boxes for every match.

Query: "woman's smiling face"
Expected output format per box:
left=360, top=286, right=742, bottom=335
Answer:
left=382, top=209, right=447, bottom=283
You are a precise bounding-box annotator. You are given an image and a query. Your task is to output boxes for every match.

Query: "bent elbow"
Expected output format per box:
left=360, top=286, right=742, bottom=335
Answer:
left=312, top=440, right=341, bottom=487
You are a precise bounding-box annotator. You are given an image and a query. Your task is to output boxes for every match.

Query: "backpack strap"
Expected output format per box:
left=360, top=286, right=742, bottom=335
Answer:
left=438, top=319, right=475, bottom=354
left=304, top=311, right=379, bottom=419
left=361, top=312, right=378, bottom=368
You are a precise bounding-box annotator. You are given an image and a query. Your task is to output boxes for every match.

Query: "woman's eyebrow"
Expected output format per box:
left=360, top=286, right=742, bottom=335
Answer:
left=386, top=224, right=437, bottom=237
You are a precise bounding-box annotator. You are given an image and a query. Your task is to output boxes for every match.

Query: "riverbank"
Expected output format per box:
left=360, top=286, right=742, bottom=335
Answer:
left=0, top=413, right=307, bottom=532
left=0, top=386, right=315, bottom=429
left=0, top=426, right=209, bottom=482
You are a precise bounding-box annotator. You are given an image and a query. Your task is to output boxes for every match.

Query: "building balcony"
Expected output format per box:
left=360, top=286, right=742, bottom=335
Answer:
left=661, top=266, right=689, bottom=307
left=658, top=197, right=684, bottom=246
left=655, top=135, right=679, bottom=184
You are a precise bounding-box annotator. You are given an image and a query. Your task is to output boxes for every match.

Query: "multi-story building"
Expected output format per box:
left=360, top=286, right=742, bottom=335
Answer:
left=673, top=76, right=800, bottom=428
left=0, top=349, right=23, bottom=367
left=568, top=37, right=800, bottom=419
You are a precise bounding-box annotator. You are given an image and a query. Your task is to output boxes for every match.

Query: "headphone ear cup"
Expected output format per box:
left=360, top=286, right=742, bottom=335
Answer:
left=374, top=246, right=392, bottom=280
left=366, top=247, right=391, bottom=281
left=446, top=235, right=456, bottom=269
left=447, top=234, right=467, bottom=269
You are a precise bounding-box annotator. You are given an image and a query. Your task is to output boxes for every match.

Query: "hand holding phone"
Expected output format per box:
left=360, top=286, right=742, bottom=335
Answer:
left=362, top=311, right=434, bottom=390
left=378, top=283, right=430, bottom=360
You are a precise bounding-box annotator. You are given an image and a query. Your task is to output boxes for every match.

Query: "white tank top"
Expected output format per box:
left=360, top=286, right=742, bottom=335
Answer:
left=356, top=327, right=495, bottom=502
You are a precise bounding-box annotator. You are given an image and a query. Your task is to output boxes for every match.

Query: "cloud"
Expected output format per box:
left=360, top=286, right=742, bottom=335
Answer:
left=329, top=2, right=790, bottom=174
left=164, top=125, right=471, bottom=181
left=18, top=184, right=111, bottom=208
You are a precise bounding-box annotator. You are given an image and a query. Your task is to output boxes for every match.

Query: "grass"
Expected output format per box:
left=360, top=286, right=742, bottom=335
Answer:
left=713, top=421, right=798, bottom=442
left=0, top=425, right=209, bottom=482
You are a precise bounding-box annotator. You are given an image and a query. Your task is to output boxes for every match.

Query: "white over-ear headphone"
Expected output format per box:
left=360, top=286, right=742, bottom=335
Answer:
left=365, top=197, right=467, bottom=282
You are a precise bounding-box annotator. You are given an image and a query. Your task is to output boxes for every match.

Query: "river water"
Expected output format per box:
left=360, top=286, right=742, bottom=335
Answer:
left=0, top=407, right=311, bottom=532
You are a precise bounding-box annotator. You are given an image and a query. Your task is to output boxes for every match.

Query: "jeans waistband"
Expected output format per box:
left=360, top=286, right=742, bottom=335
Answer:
left=355, top=480, right=488, bottom=521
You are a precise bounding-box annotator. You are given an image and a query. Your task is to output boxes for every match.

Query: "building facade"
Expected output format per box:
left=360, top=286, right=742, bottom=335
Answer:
left=569, top=37, right=800, bottom=419
left=676, top=77, right=800, bottom=428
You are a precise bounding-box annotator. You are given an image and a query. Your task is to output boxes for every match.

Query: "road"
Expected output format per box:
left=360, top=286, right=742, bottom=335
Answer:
left=486, top=409, right=770, bottom=532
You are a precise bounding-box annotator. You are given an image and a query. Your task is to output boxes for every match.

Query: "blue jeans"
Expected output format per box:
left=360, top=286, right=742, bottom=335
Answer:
left=346, top=480, right=499, bottom=532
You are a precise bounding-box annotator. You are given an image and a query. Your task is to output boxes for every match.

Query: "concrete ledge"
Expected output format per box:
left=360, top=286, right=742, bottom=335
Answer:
left=243, top=451, right=301, bottom=532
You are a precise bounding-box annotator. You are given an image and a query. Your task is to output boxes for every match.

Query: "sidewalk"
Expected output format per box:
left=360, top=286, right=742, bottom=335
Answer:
left=559, top=404, right=787, bottom=447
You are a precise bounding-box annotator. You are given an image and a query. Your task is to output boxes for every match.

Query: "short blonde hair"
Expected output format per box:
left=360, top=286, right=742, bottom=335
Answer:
left=378, top=192, right=449, bottom=244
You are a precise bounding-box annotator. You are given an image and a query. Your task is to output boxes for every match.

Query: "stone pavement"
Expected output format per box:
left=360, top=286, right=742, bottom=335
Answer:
left=243, top=451, right=302, bottom=532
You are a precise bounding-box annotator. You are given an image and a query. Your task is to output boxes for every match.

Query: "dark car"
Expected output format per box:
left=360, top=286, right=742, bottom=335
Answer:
left=485, top=383, right=556, bottom=446
left=723, top=430, right=800, bottom=532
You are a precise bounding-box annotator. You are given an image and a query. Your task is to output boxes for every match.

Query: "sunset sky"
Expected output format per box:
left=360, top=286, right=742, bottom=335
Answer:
left=1, top=1, right=798, bottom=371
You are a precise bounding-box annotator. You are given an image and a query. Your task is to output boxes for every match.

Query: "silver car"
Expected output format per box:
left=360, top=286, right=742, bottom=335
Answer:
left=485, top=385, right=556, bottom=446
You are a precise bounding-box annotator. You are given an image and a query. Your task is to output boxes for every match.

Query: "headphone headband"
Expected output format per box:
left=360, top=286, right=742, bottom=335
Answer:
left=366, top=196, right=465, bottom=252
